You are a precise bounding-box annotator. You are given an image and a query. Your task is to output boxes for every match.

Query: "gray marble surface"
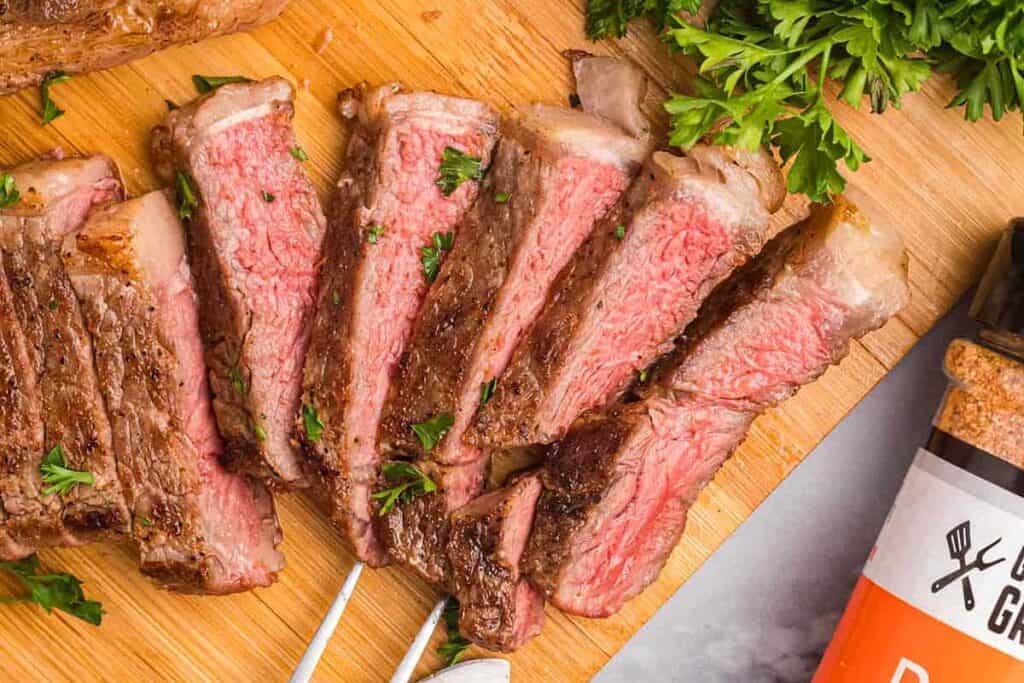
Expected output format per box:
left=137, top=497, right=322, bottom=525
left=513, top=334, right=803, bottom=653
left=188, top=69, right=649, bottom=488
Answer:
left=595, top=299, right=976, bottom=683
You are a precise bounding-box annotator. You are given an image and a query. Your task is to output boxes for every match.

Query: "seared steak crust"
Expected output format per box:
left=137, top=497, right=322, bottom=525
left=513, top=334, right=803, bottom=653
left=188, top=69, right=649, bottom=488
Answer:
left=299, top=85, right=498, bottom=566
left=1, top=0, right=289, bottom=95
left=152, top=78, right=326, bottom=486
left=0, top=156, right=129, bottom=553
left=64, top=191, right=284, bottom=593
left=524, top=198, right=910, bottom=616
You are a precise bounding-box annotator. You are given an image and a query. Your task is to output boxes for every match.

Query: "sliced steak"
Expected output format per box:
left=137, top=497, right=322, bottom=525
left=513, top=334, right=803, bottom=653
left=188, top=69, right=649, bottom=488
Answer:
left=152, top=77, right=326, bottom=486
left=380, top=77, right=650, bottom=583
left=63, top=191, right=284, bottom=593
left=524, top=198, right=910, bottom=617
left=448, top=472, right=545, bottom=652
left=1, top=0, right=289, bottom=95
left=471, top=145, right=785, bottom=448
left=0, top=156, right=129, bottom=553
left=298, top=84, right=499, bottom=566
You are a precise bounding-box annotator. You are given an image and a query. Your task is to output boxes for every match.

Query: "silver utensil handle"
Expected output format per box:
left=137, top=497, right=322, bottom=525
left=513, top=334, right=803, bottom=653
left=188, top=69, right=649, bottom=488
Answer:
left=390, top=597, right=448, bottom=683
left=289, top=561, right=365, bottom=683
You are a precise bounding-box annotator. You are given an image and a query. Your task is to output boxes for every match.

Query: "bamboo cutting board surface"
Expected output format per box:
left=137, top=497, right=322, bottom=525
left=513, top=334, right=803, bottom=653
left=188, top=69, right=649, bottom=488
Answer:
left=1, top=2, right=1023, bottom=681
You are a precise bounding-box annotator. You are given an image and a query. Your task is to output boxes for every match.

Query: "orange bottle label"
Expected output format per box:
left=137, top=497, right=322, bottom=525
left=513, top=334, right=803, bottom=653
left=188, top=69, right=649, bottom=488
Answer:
left=816, top=449, right=1024, bottom=682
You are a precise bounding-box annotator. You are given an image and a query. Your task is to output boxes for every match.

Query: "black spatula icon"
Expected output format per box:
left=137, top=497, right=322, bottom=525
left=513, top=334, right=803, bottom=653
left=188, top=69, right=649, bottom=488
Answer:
left=943, top=521, right=975, bottom=611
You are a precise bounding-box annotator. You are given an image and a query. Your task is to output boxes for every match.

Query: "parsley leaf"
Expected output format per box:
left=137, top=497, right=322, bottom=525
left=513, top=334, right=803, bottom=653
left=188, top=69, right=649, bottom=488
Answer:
left=366, top=225, right=385, bottom=244
left=175, top=170, right=198, bottom=221
left=230, top=366, right=247, bottom=396
left=371, top=461, right=437, bottom=515
left=252, top=421, right=267, bottom=442
left=614, top=224, right=626, bottom=241
left=39, top=445, right=93, bottom=498
left=494, top=191, right=511, bottom=204
left=479, top=378, right=497, bottom=407
left=290, top=146, right=309, bottom=161
left=192, top=75, right=253, bottom=94
left=302, top=404, right=324, bottom=443
left=585, top=0, right=701, bottom=40
left=437, top=597, right=471, bottom=667
left=165, top=99, right=179, bottom=111
left=261, top=191, right=275, bottom=203
left=436, top=147, right=483, bottom=196
left=421, top=231, right=454, bottom=282
left=39, top=71, right=70, bottom=125
left=0, top=555, right=103, bottom=626
left=0, top=174, right=20, bottom=209
left=412, top=413, right=454, bottom=453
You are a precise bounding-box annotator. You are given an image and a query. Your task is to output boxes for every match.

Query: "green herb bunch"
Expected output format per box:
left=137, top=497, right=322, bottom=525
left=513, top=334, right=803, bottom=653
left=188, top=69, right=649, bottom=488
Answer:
left=587, top=0, right=1024, bottom=201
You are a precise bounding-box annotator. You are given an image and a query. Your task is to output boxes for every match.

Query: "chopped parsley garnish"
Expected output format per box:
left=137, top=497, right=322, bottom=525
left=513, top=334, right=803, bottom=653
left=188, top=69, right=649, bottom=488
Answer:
left=302, top=404, right=324, bottom=443
left=175, top=170, right=198, bottom=221
left=411, top=413, right=454, bottom=453
left=637, top=368, right=649, bottom=383
left=229, top=366, right=247, bottom=395
left=568, top=93, right=582, bottom=108
left=371, top=461, right=437, bottom=515
left=480, top=378, right=497, bottom=407
left=436, top=147, right=483, bottom=196
left=192, top=75, right=253, bottom=94
left=0, top=174, right=19, bottom=209
left=39, top=445, right=94, bottom=498
left=421, top=231, right=454, bottom=282
left=261, top=191, right=275, bottom=203
left=494, top=191, right=510, bottom=204
left=290, top=146, right=309, bottom=162
left=165, top=99, right=179, bottom=111
left=47, top=299, right=58, bottom=311
left=253, top=422, right=267, bottom=442
left=366, top=225, right=385, bottom=244
left=0, top=555, right=104, bottom=626
left=614, top=224, right=626, bottom=241
left=39, top=70, right=70, bottom=125
left=437, top=597, right=471, bottom=666
left=138, top=517, right=153, bottom=528
left=332, top=289, right=341, bottom=306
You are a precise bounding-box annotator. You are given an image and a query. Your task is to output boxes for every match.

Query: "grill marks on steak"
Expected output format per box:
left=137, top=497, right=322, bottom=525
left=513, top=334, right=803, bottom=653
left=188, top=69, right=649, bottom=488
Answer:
left=152, top=78, right=326, bottom=486
left=378, top=105, right=648, bottom=581
left=472, top=146, right=785, bottom=448
left=298, top=85, right=499, bottom=566
left=524, top=198, right=909, bottom=617
left=64, top=191, right=284, bottom=593
left=448, top=472, right=545, bottom=652
left=0, top=0, right=289, bottom=94
left=0, top=156, right=129, bottom=553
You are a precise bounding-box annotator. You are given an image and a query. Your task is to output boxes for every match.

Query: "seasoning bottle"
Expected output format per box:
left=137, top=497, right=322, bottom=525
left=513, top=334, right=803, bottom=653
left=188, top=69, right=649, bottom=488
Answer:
left=816, top=221, right=1024, bottom=682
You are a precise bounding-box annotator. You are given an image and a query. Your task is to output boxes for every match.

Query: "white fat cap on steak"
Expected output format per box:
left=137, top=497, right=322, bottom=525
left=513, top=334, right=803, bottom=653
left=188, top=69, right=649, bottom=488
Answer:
left=0, top=155, right=121, bottom=219
left=517, top=104, right=652, bottom=170
left=567, top=51, right=651, bottom=139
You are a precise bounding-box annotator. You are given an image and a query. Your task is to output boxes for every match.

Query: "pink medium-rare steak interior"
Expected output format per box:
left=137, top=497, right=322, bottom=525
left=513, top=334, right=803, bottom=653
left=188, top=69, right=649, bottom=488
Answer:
left=378, top=95, right=650, bottom=587
left=448, top=472, right=546, bottom=651
left=523, top=198, right=910, bottom=617
left=0, top=156, right=128, bottom=553
left=64, top=191, right=283, bottom=592
left=152, top=77, right=325, bottom=486
left=472, top=146, right=785, bottom=449
left=298, top=84, right=499, bottom=566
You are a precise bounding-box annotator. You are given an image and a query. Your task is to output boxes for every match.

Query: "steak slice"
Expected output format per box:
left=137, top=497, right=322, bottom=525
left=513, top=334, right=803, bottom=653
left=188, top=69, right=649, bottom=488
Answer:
left=448, top=472, right=545, bottom=652
left=471, top=145, right=785, bottom=448
left=152, top=77, right=326, bottom=486
left=63, top=191, right=284, bottom=593
left=0, top=0, right=289, bottom=95
left=298, top=85, right=499, bottom=566
left=0, top=156, right=129, bottom=553
left=524, top=197, right=910, bottom=617
left=380, top=70, right=650, bottom=584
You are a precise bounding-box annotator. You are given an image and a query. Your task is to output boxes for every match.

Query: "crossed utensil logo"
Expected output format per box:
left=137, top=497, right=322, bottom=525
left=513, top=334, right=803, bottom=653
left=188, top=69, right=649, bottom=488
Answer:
left=930, top=521, right=1005, bottom=611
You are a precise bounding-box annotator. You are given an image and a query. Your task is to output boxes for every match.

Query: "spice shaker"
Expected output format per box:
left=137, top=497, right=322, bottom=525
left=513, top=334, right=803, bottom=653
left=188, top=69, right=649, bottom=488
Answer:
left=816, top=221, right=1024, bottom=681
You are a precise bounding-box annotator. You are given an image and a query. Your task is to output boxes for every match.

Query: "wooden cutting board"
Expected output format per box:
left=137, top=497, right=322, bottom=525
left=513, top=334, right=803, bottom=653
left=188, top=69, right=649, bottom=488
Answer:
left=1, top=2, right=1022, bottom=681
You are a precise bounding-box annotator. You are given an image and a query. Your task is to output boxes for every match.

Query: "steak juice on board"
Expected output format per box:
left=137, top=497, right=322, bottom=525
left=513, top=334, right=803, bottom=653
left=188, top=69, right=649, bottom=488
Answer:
left=816, top=221, right=1024, bottom=682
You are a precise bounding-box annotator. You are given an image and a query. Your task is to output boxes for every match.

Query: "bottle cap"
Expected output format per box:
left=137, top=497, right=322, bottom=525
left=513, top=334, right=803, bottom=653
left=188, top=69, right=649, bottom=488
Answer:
left=970, top=219, right=1024, bottom=346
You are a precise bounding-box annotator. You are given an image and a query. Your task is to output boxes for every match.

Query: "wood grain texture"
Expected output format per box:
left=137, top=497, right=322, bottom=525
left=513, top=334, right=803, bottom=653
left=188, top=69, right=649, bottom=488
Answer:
left=0, top=1, right=1022, bottom=681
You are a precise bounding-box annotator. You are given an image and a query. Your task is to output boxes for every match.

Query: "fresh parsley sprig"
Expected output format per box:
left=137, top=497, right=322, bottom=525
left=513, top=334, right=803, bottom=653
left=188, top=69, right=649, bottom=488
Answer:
left=0, top=174, right=19, bottom=209
left=302, top=404, right=324, bottom=443
left=39, top=446, right=94, bottom=498
left=586, top=0, right=702, bottom=40
left=39, top=70, right=70, bottom=125
left=412, top=413, right=455, bottom=453
left=437, top=597, right=471, bottom=667
left=0, top=555, right=104, bottom=626
left=422, top=231, right=454, bottom=282
left=436, top=147, right=484, bottom=196
left=175, top=170, right=198, bottom=221
left=372, top=462, right=438, bottom=515
left=192, top=75, right=253, bottom=94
